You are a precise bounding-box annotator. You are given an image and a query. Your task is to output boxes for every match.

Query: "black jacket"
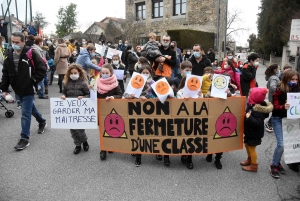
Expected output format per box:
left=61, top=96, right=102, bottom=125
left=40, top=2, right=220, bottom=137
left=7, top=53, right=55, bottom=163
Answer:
left=240, top=64, right=258, bottom=96
left=0, top=46, right=47, bottom=96
left=189, top=55, right=211, bottom=76
left=25, top=40, right=34, bottom=47
left=159, top=46, right=177, bottom=68
left=48, top=45, right=55, bottom=59
left=207, top=52, right=215, bottom=62
left=0, top=22, right=8, bottom=35
left=63, top=79, right=89, bottom=98
left=126, top=51, right=138, bottom=71
left=244, top=101, right=273, bottom=146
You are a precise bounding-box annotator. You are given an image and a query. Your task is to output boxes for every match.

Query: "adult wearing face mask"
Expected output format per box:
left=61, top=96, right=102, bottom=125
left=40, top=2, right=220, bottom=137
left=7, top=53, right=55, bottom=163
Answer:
left=54, top=38, right=71, bottom=93
left=189, top=44, right=211, bottom=76
left=240, top=53, right=260, bottom=98
left=222, top=51, right=238, bottom=70
left=182, top=49, right=192, bottom=61
left=0, top=32, right=47, bottom=150
left=76, top=44, right=101, bottom=78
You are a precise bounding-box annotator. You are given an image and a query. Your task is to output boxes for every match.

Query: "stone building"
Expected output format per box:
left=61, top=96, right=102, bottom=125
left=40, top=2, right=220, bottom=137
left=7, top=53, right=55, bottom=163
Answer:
left=125, top=0, right=227, bottom=59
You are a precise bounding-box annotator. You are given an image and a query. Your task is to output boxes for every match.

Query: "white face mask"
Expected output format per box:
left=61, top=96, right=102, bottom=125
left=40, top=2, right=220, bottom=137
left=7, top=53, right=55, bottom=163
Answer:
left=224, top=65, right=228, bottom=69
left=143, top=74, right=150, bottom=78
left=113, top=60, right=119, bottom=65
left=70, top=74, right=79, bottom=80
left=187, top=52, right=190, bottom=55
left=254, top=61, right=259, bottom=66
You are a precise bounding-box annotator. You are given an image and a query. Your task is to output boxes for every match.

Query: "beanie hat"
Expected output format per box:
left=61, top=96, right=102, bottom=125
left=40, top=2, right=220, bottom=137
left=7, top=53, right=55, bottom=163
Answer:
left=248, top=87, right=268, bottom=105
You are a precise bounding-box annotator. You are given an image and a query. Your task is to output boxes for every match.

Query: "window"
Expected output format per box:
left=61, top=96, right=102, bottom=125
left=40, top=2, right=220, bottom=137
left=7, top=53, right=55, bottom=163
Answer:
left=152, top=0, right=163, bottom=18
left=136, top=2, right=146, bottom=20
left=174, top=0, right=186, bottom=16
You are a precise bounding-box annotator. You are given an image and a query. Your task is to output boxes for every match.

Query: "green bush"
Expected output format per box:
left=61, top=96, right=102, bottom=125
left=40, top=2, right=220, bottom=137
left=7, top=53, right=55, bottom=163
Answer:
left=167, top=30, right=215, bottom=50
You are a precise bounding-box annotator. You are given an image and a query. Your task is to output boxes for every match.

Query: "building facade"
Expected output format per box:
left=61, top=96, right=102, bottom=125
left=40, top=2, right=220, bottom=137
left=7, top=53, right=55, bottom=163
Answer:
left=125, top=0, right=227, bottom=59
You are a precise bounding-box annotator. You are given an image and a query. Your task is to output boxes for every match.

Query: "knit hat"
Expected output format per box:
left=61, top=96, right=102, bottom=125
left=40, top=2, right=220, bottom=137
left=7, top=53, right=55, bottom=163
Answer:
left=248, top=87, right=268, bottom=105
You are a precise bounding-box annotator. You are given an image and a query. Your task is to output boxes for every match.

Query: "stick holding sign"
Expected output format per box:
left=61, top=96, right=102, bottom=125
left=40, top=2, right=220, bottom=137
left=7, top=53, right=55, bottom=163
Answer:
left=183, top=74, right=203, bottom=98
left=124, top=72, right=147, bottom=98
left=151, top=77, right=174, bottom=103
left=210, top=74, right=230, bottom=99
left=287, top=93, right=300, bottom=119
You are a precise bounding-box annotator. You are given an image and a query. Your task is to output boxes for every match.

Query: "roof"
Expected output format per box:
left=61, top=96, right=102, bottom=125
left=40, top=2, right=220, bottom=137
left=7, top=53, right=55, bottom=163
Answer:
left=99, top=17, right=125, bottom=23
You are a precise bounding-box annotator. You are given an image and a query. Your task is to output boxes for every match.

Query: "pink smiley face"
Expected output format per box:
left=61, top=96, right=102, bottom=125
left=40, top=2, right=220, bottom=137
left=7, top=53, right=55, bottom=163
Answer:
left=104, top=113, right=125, bottom=138
left=215, top=112, right=237, bottom=137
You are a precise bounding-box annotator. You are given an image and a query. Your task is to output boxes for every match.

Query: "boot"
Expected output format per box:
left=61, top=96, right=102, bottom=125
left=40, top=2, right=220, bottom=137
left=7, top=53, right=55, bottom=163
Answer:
left=100, top=151, right=107, bottom=160
left=186, top=156, right=193, bottom=169
left=214, top=159, right=222, bottom=169
left=240, top=157, right=251, bottom=166
left=242, top=163, right=258, bottom=172
left=45, top=87, right=48, bottom=95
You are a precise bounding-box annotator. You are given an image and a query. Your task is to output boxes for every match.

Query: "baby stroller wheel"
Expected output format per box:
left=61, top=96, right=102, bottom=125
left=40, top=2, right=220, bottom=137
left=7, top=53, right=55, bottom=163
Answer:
left=5, top=110, right=14, bottom=118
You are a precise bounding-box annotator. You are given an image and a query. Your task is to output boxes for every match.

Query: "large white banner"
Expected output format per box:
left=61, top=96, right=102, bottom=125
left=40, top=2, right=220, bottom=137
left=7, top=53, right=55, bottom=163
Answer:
left=287, top=93, right=300, bottom=119
left=50, top=98, right=98, bottom=129
left=290, top=19, right=300, bottom=41
left=282, top=118, right=300, bottom=164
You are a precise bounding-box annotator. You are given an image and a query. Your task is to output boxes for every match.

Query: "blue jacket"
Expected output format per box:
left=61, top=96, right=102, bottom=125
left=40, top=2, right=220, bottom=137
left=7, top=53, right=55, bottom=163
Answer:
left=27, top=25, right=37, bottom=36
left=76, top=49, right=101, bottom=73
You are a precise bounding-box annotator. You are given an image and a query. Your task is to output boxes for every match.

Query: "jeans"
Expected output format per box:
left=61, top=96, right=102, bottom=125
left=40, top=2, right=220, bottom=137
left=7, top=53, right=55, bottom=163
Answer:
left=171, top=68, right=180, bottom=80
left=20, top=95, right=46, bottom=139
left=15, top=94, right=21, bottom=107
left=49, top=66, right=56, bottom=84
left=271, top=116, right=284, bottom=166
left=43, top=74, right=48, bottom=88
left=38, top=79, right=44, bottom=97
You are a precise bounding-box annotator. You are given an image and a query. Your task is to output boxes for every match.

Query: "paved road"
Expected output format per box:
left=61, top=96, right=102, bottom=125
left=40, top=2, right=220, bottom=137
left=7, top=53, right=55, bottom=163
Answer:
left=0, top=53, right=299, bottom=201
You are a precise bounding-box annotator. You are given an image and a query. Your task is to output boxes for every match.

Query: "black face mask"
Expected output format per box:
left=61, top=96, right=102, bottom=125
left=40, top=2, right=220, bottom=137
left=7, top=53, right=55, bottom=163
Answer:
left=170, top=45, right=175, bottom=49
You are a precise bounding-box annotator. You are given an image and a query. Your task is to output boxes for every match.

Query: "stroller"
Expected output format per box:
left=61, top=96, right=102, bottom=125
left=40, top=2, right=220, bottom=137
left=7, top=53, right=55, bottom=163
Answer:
left=0, top=90, right=14, bottom=118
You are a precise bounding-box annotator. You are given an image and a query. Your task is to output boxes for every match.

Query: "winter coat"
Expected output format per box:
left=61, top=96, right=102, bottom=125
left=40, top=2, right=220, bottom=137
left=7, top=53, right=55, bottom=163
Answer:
left=244, top=101, right=273, bottom=146
left=54, top=44, right=70, bottom=75
left=97, top=85, right=123, bottom=99
left=159, top=46, right=177, bottom=68
left=266, top=75, right=280, bottom=103
left=240, top=64, right=258, bottom=96
left=201, top=74, right=212, bottom=95
left=27, top=25, right=37, bottom=36
left=207, top=52, right=215, bottom=63
left=25, top=40, right=34, bottom=47
left=0, top=22, right=8, bottom=35
left=214, top=68, right=241, bottom=90
left=189, top=55, right=211, bottom=76
left=69, top=54, right=78, bottom=64
left=76, top=49, right=101, bottom=74
left=32, top=44, right=45, bottom=59
left=68, top=44, right=75, bottom=55
left=182, top=53, right=191, bottom=61
left=48, top=45, right=55, bottom=59
left=62, top=79, right=89, bottom=98
left=126, top=51, right=139, bottom=71
left=0, top=46, right=46, bottom=96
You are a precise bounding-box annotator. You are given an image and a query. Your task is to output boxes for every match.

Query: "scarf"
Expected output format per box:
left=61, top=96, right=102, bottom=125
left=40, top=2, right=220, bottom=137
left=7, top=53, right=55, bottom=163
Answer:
left=97, top=74, right=118, bottom=94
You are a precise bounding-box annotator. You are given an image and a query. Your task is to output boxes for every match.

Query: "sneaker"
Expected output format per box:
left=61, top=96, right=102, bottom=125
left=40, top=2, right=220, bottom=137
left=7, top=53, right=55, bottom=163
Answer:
left=135, top=159, right=141, bottom=167
left=38, top=122, right=47, bottom=134
left=269, top=165, right=280, bottom=178
left=277, top=163, right=286, bottom=174
left=265, top=123, right=274, bottom=132
left=14, top=139, right=30, bottom=150
left=16, top=105, right=22, bottom=109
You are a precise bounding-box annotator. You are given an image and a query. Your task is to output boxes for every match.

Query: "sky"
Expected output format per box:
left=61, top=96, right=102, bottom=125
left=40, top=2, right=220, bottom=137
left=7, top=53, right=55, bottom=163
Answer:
left=1, top=0, right=261, bottom=47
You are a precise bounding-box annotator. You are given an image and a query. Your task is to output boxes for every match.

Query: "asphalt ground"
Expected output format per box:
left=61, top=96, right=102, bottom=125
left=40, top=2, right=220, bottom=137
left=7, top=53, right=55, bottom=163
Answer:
left=0, top=53, right=299, bottom=201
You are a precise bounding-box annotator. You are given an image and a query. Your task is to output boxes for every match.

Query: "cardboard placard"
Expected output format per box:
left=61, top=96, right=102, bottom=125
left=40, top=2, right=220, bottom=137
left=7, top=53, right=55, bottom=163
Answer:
left=106, top=48, right=122, bottom=59
left=98, top=97, right=246, bottom=155
left=282, top=118, right=300, bottom=164
left=151, top=78, right=174, bottom=103
left=211, top=74, right=230, bottom=99
left=124, top=72, right=148, bottom=98
left=287, top=93, right=300, bottom=119
left=50, top=98, right=97, bottom=129
left=183, top=74, right=203, bottom=98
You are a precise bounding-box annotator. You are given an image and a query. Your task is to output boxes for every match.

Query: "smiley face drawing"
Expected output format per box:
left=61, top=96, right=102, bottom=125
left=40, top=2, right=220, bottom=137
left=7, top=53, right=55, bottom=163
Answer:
left=214, top=106, right=238, bottom=139
left=131, top=74, right=145, bottom=89
left=155, top=81, right=169, bottom=95
left=103, top=109, right=127, bottom=138
left=214, top=75, right=227, bottom=89
left=187, top=77, right=201, bottom=91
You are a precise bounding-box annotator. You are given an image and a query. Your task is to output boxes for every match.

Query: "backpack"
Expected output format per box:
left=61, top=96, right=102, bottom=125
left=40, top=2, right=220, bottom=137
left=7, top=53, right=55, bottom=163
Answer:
left=26, top=48, right=48, bottom=73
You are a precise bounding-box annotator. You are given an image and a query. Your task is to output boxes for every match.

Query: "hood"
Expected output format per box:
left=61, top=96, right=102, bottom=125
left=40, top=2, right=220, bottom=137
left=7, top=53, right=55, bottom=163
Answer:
left=253, top=101, right=273, bottom=113
left=79, top=48, right=90, bottom=56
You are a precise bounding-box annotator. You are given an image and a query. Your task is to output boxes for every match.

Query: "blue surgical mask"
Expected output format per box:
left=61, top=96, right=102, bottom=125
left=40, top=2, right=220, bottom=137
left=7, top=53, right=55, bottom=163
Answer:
left=288, top=81, right=298, bottom=88
left=91, top=53, right=96, bottom=57
left=228, top=56, right=233, bottom=59
left=124, top=44, right=127, bottom=47
left=101, top=74, right=110, bottom=79
left=193, top=52, right=201, bottom=58
left=138, top=64, right=142, bottom=69
left=12, top=44, right=21, bottom=51
left=184, top=71, right=192, bottom=76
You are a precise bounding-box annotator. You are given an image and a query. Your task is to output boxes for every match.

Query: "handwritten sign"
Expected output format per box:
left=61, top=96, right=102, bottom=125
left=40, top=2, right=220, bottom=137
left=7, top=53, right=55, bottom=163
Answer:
left=287, top=93, right=300, bottom=119
left=183, top=74, right=202, bottom=98
left=50, top=98, right=97, bottom=129
left=282, top=118, right=300, bottom=164
left=290, top=19, right=300, bottom=41
left=106, top=48, right=122, bottom=59
left=95, top=44, right=105, bottom=56
left=124, top=72, right=147, bottom=98
left=210, top=74, right=230, bottom=99
left=98, top=97, right=246, bottom=155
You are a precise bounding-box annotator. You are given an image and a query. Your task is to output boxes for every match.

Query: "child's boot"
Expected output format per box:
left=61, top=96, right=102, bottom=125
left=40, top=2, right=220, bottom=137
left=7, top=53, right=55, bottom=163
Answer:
left=82, top=142, right=89, bottom=151
left=206, top=154, right=213, bottom=162
left=214, top=159, right=222, bottom=169
left=240, top=157, right=251, bottom=166
left=242, top=163, right=258, bottom=172
left=135, top=154, right=141, bottom=167
left=73, top=146, right=81, bottom=154
left=187, top=156, right=193, bottom=169
left=100, top=150, right=107, bottom=160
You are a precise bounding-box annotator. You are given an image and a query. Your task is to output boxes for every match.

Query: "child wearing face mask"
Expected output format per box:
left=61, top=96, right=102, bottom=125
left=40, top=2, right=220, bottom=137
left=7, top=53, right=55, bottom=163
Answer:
left=269, top=70, right=300, bottom=178
left=111, top=54, right=126, bottom=93
left=60, top=64, right=90, bottom=155
left=173, top=60, right=193, bottom=89
left=97, top=64, right=123, bottom=160
left=69, top=50, right=78, bottom=64
left=201, top=67, right=214, bottom=95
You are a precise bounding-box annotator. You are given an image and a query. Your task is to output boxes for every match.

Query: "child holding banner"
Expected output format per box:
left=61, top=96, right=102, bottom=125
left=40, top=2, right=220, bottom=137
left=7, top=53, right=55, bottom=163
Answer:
left=270, top=70, right=300, bottom=178
left=60, top=64, right=90, bottom=154
left=241, top=87, right=273, bottom=172
left=97, top=64, right=123, bottom=160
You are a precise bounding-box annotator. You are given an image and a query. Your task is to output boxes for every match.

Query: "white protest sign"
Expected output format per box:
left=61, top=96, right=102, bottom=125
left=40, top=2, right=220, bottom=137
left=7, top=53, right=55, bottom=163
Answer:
left=183, top=74, right=202, bottom=98
left=95, top=43, right=105, bottom=56
left=290, top=19, right=300, bottom=41
left=114, top=69, right=125, bottom=80
left=89, top=78, right=97, bottom=102
left=106, top=48, right=122, bottom=59
left=50, top=98, right=97, bottom=129
left=282, top=118, right=300, bottom=164
left=124, top=72, right=147, bottom=98
left=151, top=77, right=174, bottom=103
left=211, top=74, right=230, bottom=99
left=287, top=93, right=300, bottom=119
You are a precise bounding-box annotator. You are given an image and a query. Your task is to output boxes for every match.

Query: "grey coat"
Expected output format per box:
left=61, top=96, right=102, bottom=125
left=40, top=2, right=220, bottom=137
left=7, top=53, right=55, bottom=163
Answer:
left=63, top=79, right=89, bottom=98
left=266, top=75, right=280, bottom=103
